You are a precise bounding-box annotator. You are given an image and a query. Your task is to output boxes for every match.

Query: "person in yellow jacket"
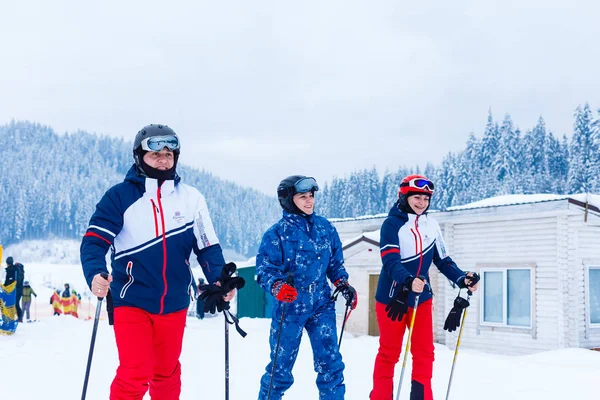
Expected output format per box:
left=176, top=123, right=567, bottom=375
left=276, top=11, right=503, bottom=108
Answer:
left=50, top=290, right=62, bottom=315
left=21, top=281, right=37, bottom=322
left=71, top=289, right=81, bottom=318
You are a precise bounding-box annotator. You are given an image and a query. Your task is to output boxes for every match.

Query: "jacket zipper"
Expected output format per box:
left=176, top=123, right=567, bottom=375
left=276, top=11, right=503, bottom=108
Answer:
left=120, top=261, right=135, bottom=299
left=151, top=199, right=160, bottom=237
left=414, top=215, right=424, bottom=277
left=157, top=184, right=168, bottom=314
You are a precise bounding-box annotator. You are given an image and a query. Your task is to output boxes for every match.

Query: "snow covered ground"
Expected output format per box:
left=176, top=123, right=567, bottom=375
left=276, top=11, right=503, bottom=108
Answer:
left=2, top=262, right=599, bottom=399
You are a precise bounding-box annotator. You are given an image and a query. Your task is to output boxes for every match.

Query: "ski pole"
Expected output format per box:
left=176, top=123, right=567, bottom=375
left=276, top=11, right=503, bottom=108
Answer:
left=445, top=290, right=472, bottom=400
left=267, top=303, right=286, bottom=400
left=81, top=273, right=108, bottom=400
left=331, top=284, right=354, bottom=349
left=395, top=294, right=420, bottom=400
left=225, top=313, right=230, bottom=400
left=338, top=304, right=351, bottom=348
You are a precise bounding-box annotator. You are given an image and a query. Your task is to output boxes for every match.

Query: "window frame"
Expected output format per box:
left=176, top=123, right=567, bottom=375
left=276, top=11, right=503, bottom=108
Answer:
left=478, top=263, right=535, bottom=332
left=585, top=265, right=600, bottom=328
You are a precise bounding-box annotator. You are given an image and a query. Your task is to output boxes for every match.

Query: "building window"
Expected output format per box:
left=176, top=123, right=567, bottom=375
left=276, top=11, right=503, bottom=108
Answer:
left=481, top=268, right=532, bottom=328
left=589, top=267, right=600, bottom=325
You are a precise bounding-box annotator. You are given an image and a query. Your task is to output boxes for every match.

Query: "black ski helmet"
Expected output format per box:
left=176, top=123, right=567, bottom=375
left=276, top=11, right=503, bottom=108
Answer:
left=277, top=175, right=319, bottom=214
left=133, top=124, right=180, bottom=173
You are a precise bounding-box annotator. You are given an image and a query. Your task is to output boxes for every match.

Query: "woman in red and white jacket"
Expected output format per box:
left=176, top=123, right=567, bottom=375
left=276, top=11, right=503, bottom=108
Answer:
left=370, top=174, right=479, bottom=400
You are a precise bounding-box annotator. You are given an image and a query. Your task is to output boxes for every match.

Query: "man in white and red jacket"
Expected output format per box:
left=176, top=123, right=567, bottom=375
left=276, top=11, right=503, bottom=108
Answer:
left=81, top=124, right=235, bottom=400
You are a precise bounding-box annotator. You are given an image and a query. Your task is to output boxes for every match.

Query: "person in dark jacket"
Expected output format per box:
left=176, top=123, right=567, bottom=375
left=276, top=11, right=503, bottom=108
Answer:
left=256, top=175, right=357, bottom=400
left=61, top=283, right=74, bottom=316
left=80, top=124, right=236, bottom=400
left=4, top=257, right=24, bottom=322
left=369, top=175, right=479, bottom=400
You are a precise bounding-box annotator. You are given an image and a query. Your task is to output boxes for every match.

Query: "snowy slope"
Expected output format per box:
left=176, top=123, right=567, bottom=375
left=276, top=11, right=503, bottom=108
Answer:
left=2, top=262, right=599, bottom=399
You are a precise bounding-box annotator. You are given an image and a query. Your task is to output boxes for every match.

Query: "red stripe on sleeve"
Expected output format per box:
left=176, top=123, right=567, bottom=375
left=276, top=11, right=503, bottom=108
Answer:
left=84, top=231, right=111, bottom=245
left=380, top=248, right=400, bottom=258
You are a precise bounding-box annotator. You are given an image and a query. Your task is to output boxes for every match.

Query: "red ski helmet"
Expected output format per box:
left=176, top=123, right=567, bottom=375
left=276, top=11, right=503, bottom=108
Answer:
left=398, top=174, right=434, bottom=197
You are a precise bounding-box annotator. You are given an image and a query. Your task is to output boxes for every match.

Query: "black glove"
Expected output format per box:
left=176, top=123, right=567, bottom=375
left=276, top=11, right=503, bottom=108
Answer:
left=219, top=262, right=246, bottom=295
left=443, top=296, right=470, bottom=332
left=458, top=272, right=480, bottom=289
left=332, top=279, right=358, bottom=310
left=385, top=279, right=413, bottom=322
left=198, top=263, right=246, bottom=313
left=198, top=284, right=228, bottom=313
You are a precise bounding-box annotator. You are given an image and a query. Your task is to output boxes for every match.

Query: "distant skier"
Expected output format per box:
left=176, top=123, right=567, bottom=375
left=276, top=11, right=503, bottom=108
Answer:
left=71, top=289, right=81, bottom=318
left=195, top=278, right=206, bottom=320
left=369, top=174, right=480, bottom=400
left=61, top=283, right=74, bottom=316
left=80, top=124, right=236, bottom=399
left=4, top=257, right=24, bottom=322
left=256, top=175, right=357, bottom=400
left=50, top=289, right=62, bottom=315
left=21, top=281, right=37, bottom=322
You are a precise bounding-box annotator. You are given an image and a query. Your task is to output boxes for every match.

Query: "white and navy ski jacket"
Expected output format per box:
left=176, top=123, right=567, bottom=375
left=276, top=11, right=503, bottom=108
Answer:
left=376, top=202, right=466, bottom=306
left=80, top=165, right=226, bottom=315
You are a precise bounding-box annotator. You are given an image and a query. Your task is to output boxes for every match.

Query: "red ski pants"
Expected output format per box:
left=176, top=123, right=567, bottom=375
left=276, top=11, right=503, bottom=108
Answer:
left=110, top=307, right=187, bottom=400
left=371, top=299, right=434, bottom=400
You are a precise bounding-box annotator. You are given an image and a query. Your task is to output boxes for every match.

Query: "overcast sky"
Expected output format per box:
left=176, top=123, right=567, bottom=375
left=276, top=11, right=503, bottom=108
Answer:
left=2, top=1, right=600, bottom=194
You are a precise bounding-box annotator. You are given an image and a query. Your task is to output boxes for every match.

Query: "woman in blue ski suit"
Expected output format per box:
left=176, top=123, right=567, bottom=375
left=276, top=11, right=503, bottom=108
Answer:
left=256, top=175, right=357, bottom=400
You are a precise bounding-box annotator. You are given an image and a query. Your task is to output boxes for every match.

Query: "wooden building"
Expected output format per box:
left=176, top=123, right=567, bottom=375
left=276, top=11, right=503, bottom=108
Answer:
left=332, top=194, right=600, bottom=355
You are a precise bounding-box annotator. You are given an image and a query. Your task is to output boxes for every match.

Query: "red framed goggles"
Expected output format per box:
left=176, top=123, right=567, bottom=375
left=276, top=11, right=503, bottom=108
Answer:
left=400, top=178, right=434, bottom=192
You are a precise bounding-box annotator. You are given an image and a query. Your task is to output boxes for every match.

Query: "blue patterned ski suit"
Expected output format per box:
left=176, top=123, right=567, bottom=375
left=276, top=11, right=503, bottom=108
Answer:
left=256, top=211, right=349, bottom=400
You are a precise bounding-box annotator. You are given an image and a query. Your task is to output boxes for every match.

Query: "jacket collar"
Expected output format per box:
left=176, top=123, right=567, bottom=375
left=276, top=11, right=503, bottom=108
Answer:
left=388, top=201, right=427, bottom=221
left=124, top=164, right=180, bottom=195
left=282, top=210, right=315, bottom=227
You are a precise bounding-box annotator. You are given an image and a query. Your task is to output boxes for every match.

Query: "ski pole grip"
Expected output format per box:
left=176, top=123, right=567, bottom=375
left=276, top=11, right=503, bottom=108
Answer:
left=98, top=272, right=109, bottom=300
left=286, top=273, right=294, bottom=286
left=415, top=275, right=432, bottom=293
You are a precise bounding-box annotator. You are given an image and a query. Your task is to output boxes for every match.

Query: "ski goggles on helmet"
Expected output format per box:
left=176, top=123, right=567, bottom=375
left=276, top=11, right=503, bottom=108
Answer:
left=401, top=178, right=434, bottom=191
left=294, top=177, right=319, bottom=193
left=141, top=135, right=180, bottom=152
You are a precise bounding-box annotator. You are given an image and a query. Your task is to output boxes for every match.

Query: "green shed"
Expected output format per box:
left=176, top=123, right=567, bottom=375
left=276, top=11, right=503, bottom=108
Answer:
left=237, top=265, right=274, bottom=318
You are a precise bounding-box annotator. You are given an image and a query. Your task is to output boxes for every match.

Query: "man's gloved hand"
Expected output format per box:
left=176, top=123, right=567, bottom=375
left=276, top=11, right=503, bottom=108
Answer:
left=443, top=295, right=470, bottom=332
left=219, top=262, right=245, bottom=295
left=271, top=280, right=298, bottom=303
left=385, top=278, right=413, bottom=322
left=332, top=279, right=358, bottom=310
left=458, top=272, right=480, bottom=290
left=198, top=284, right=228, bottom=313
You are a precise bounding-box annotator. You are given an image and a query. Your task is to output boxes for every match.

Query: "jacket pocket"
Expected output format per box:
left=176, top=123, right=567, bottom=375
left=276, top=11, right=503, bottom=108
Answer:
left=389, top=281, right=397, bottom=298
left=120, top=261, right=134, bottom=299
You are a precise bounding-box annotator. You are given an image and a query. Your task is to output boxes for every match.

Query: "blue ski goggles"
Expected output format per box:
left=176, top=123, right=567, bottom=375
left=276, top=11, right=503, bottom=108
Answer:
left=141, top=135, right=180, bottom=152
left=294, top=177, right=319, bottom=193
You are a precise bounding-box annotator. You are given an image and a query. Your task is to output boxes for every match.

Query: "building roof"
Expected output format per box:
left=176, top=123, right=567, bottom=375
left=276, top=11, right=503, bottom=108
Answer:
left=330, top=193, right=600, bottom=224
left=342, top=230, right=380, bottom=250
left=446, top=193, right=600, bottom=212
